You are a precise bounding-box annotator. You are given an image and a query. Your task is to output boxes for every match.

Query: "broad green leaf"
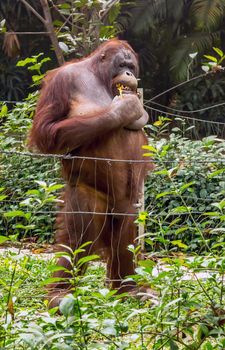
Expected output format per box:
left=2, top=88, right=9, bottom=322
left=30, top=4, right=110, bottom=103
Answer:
left=41, top=277, right=65, bottom=286
left=58, top=3, right=71, bottom=9
left=156, top=191, right=174, bottom=199
left=170, top=206, right=192, bottom=214
left=26, top=189, right=40, bottom=196
left=17, top=57, right=36, bottom=66
left=0, top=105, right=8, bottom=116
left=208, top=168, right=225, bottom=178
left=143, top=152, right=155, bottom=157
left=180, top=181, right=195, bottom=192
left=4, top=210, right=26, bottom=218
left=142, top=145, right=157, bottom=152
left=154, top=169, right=169, bottom=176
left=171, top=240, right=188, bottom=249
left=138, top=260, right=155, bottom=269
left=59, top=294, right=75, bottom=317
left=77, top=254, right=99, bottom=267
left=212, top=201, right=225, bottom=210
left=175, top=226, right=189, bottom=235
left=15, top=224, right=35, bottom=230
left=32, top=75, right=44, bottom=83
left=203, top=211, right=220, bottom=217
left=47, top=184, right=64, bottom=192
left=0, top=236, right=8, bottom=244
left=213, top=47, right=223, bottom=57
left=204, top=55, right=218, bottom=63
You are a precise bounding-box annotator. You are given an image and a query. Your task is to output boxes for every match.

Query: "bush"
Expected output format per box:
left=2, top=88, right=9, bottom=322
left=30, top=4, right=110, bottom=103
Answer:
left=0, top=94, right=61, bottom=242
left=144, top=118, right=225, bottom=254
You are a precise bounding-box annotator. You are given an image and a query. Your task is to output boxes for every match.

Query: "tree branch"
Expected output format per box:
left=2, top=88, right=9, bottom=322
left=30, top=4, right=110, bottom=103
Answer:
left=40, top=0, right=65, bottom=65
left=19, top=0, right=64, bottom=66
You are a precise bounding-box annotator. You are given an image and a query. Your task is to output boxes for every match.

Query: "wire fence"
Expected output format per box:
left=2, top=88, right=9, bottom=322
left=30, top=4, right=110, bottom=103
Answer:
left=1, top=111, right=225, bottom=348
left=1, top=22, right=225, bottom=343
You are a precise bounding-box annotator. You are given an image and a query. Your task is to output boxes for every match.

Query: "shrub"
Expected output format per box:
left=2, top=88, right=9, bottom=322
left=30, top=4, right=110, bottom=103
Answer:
left=144, top=118, right=225, bottom=254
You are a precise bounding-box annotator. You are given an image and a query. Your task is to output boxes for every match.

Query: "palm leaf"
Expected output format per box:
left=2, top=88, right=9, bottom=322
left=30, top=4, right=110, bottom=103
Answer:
left=190, top=0, right=225, bottom=31
left=169, top=31, right=220, bottom=81
left=121, top=0, right=180, bottom=34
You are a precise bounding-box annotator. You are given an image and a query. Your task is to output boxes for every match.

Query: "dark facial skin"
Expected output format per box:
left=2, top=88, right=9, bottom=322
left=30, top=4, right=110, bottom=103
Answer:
left=95, top=45, right=148, bottom=130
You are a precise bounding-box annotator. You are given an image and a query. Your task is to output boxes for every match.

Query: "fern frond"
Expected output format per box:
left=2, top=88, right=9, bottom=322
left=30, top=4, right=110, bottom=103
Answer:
left=169, top=31, right=220, bottom=82
left=190, top=0, right=225, bottom=31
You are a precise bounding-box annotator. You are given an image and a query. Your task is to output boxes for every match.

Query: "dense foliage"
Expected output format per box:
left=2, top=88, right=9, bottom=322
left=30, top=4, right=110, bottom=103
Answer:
left=1, top=249, right=225, bottom=349
left=1, top=98, right=225, bottom=254
left=1, top=2, right=225, bottom=348
left=145, top=118, right=225, bottom=254
left=2, top=0, right=225, bottom=130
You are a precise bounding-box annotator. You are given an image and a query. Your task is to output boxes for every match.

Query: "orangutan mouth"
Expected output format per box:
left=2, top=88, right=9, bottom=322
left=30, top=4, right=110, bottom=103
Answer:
left=116, top=83, right=136, bottom=96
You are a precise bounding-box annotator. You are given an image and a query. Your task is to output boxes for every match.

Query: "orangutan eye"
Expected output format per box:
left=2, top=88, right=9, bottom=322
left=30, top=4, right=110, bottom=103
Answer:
left=128, top=64, right=135, bottom=71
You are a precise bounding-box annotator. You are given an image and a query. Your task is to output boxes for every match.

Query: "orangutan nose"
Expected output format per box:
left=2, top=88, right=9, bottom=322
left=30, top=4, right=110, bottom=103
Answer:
left=125, top=71, right=133, bottom=76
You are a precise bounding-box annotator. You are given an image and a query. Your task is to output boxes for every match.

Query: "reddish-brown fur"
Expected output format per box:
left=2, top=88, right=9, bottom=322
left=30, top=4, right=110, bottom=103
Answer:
left=30, top=39, right=151, bottom=306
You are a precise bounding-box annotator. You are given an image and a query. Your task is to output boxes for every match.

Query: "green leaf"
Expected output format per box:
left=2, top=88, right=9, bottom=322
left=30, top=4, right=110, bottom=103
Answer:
left=203, top=211, right=220, bottom=217
left=156, top=191, right=174, bottom=199
left=154, top=169, right=169, bottom=176
left=4, top=210, right=27, bottom=218
left=143, top=152, right=155, bottom=157
left=170, top=206, right=192, bottom=214
left=0, top=236, right=8, bottom=244
left=77, top=254, right=99, bottom=267
left=204, top=55, right=218, bottom=63
left=180, top=181, right=195, bottom=192
left=58, top=3, right=71, bottom=9
left=212, top=200, right=225, bottom=211
left=142, top=145, right=157, bottom=152
left=15, top=224, right=35, bottom=230
left=76, top=241, right=92, bottom=250
left=26, top=189, right=40, bottom=195
left=213, top=47, right=223, bottom=57
left=138, top=259, right=155, bottom=269
left=41, top=277, right=65, bottom=286
left=17, top=57, right=36, bottom=66
left=0, top=104, right=8, bottom=117
left=47, top=184, right=64, bottom=192
left=171, top=240, right=188, bottom=249
left=32, top=75, right=44, bottom=83
left=208, top=168, right=225, bottom=178
left=175, top=226, right=189, bottom=235
left=59, top=294, right=75, bottom=317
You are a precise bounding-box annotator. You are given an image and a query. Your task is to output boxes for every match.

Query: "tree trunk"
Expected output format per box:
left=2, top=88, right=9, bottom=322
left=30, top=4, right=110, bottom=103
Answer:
left=40, top=0, right=65, bottom=66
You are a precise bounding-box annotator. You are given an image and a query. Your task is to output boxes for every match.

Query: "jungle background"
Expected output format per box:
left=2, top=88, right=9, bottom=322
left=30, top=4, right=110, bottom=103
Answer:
left=1, top=1, right=225, bottom=349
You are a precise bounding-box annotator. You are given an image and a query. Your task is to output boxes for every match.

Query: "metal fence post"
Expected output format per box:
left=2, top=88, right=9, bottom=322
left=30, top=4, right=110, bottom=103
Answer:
left=137, top=87, right=145, bottom=255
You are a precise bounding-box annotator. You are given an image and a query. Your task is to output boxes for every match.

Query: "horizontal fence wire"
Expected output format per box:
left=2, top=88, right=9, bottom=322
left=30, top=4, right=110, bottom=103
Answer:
left=144, top=104, right=225, bottom=125
left=2, top=31, right=51, bottom=35
left=1, top=23, right=225, bottom=350
left=1, top=148, right=225, bottom=163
